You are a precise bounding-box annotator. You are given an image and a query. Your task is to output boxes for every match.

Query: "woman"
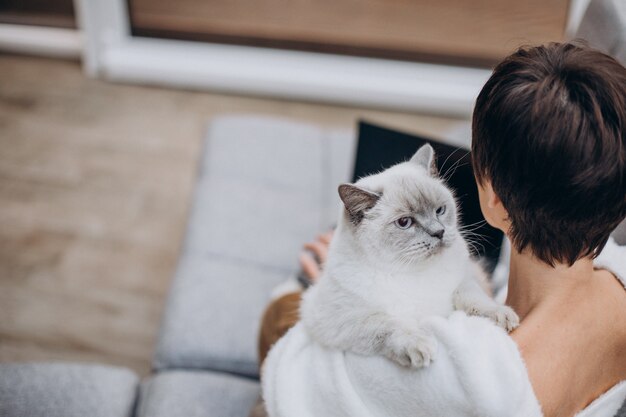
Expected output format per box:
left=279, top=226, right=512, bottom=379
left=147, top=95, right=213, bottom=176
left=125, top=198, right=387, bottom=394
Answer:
left=256, top=42, right=626, bottom=417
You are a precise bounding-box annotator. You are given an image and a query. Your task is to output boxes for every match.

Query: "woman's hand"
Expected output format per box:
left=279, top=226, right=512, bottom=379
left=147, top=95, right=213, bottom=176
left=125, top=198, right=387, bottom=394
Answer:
left=299, top=231, right=333, bottom=284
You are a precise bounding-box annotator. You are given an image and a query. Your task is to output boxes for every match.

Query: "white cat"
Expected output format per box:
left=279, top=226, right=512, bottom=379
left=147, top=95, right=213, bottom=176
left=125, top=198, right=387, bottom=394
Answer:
left=300, top=144, right=519, bottom=368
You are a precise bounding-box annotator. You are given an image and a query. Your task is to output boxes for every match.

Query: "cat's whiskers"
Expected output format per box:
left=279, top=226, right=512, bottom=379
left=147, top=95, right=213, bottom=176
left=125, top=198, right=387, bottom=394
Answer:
left=458, top=219, right=487, bottom=231
left=438, top=148, right=463, bottom=178
left=460, top=232, right=487, bottom=255
left=458, top=229, right=487, bottom=240
left=398, top=243, right=431, bottom=263
left=459, top=229, right=489, bottom=244
left=440, top=152, right=470, bottom=183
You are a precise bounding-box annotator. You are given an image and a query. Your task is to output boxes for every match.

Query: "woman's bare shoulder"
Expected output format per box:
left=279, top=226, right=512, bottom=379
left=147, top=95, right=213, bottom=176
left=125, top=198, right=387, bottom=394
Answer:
left=511, top=272, right=626, bottom=417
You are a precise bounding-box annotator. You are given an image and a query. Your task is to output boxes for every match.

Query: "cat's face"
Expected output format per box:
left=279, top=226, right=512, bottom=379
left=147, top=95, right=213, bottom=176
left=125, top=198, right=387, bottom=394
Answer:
left=339, top=145, right=459, bottom=266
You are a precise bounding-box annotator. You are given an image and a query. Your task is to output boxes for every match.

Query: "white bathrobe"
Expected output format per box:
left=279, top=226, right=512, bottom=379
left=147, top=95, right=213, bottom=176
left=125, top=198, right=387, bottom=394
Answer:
left=262, top=239, right=626, bottom=417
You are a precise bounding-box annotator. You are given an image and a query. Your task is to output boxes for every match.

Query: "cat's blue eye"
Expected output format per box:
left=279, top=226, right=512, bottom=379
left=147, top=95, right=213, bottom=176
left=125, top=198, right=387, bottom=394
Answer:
left=436, top=205, right=446, bottom=216
left=394, top=217, right=414, bottom=229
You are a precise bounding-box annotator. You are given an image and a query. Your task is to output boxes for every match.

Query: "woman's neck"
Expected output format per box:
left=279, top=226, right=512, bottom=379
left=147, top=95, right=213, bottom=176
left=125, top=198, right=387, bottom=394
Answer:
left=505, top=248, right=595, bottom=319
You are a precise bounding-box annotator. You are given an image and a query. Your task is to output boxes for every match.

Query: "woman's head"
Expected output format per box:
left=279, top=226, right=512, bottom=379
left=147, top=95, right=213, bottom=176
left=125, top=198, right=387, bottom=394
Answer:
left=471, top=42, right=626, bottom=266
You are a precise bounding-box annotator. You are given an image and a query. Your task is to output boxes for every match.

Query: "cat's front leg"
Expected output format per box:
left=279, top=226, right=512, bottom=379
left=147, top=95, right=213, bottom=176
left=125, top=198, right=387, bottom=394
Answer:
left=381, top=324, right=438, bottom=368
left=453, top=276, right=519, bottom=331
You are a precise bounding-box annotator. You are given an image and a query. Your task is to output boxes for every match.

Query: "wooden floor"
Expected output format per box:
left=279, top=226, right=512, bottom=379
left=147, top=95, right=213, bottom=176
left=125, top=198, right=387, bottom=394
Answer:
left=0, top=54, right=461, bottom=376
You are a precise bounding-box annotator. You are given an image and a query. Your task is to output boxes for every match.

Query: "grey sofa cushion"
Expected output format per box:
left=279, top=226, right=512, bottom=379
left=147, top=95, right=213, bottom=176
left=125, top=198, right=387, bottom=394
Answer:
left=616, top=40, right=626, bottom=65
left=576, top=0, right=626, bottom=64
left=0, top=362, right=138, bottom=417
left=137, top=370, right=259, bottom=417
left=153, top=116, right=355, bottom=377
left=613, top=219, right=626, bottom=246
left=153, top=255, right=291, bottom=377
left=182, top=115, right=355, bottom=272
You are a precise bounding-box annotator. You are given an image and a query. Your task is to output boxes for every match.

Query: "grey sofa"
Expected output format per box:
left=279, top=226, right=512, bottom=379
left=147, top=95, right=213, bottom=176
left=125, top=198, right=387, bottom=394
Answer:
left=1, top=0, right=625, bottom=415
left=0, top=115, right=356, bottom=417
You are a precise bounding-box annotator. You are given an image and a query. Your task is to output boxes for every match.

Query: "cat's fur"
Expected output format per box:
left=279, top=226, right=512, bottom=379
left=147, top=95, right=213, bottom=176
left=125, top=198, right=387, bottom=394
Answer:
left=300, top=145, right=519, bottom=367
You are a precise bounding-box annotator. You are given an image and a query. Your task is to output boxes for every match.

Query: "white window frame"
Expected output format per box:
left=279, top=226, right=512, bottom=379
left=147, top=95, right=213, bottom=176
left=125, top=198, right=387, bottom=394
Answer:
left=74, top=0, right=496, bottom=116
left=0, top=24, right=81, bottom=59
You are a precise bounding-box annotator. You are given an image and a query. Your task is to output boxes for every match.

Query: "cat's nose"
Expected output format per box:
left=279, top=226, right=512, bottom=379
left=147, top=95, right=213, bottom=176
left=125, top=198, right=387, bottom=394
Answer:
left=427, top=227, right=445, bottom=239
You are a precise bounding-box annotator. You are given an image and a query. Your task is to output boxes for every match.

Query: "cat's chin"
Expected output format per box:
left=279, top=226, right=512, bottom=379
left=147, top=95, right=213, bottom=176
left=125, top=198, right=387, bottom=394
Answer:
left=403, top=246, right=444, bottom=264
left=423, top=246, right=444, bottom=259
left=395, top=240, right=450, bottom=264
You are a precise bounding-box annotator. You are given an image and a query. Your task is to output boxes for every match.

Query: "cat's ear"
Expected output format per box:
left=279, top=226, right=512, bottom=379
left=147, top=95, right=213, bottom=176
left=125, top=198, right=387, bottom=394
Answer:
left=338, top=184, right=380, bottom=224
left=410, top=144, right=438, bottom=176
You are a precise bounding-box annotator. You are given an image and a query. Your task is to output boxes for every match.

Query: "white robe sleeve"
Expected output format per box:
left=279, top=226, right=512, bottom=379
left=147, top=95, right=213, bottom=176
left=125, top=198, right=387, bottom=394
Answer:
left=262, top=311, right=542, bottom=417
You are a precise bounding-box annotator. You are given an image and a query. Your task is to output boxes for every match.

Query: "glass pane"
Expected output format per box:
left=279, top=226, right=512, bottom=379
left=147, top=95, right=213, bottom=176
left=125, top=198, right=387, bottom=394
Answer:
left=128, top=0, right=568, bottom=67
left=0, top=0, right=76, bottom=28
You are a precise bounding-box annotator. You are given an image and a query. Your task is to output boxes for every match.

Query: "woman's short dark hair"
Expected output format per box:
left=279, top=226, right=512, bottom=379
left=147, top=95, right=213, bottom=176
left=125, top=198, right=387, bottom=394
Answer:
left=472, top=42, right=626, bottom=266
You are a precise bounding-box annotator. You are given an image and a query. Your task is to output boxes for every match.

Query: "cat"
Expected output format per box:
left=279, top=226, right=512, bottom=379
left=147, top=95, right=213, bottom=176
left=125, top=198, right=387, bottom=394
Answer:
left=300, top=144, right=519, bottom=368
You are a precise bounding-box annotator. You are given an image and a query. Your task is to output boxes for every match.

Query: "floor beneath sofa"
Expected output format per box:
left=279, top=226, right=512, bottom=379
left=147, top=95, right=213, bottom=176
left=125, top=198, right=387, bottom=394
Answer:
left=0, top=53, right=465, bottom=375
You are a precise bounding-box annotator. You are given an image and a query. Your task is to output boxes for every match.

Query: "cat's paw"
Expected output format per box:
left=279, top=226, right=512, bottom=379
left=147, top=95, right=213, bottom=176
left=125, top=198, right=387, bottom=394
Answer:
left=473, top=304, right=520, bottom=332
left=384, top=329, right=438, bottom=368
